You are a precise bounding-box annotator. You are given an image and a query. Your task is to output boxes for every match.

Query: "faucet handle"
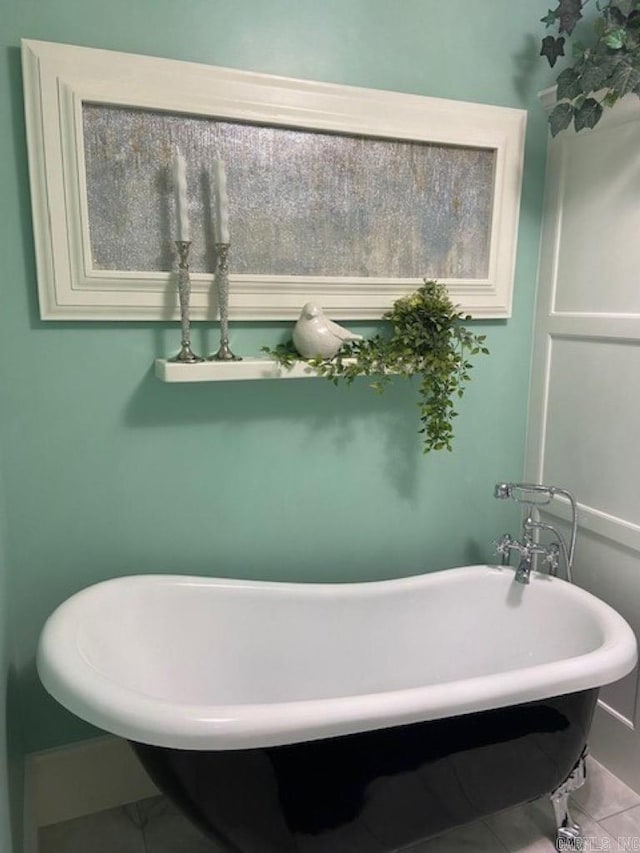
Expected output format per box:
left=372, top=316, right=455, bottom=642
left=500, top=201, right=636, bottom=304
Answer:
left=494, top=533, right=512, bottom=554
left=543, top=542, right=561, bottom=576
left=494, top=533, right=515, bottom=566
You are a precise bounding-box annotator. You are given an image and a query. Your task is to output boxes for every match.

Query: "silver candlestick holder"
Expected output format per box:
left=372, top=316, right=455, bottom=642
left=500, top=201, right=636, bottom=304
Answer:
left=210, top=242, right=241, bottom=361
left=170, top=240, right=204, bottom=364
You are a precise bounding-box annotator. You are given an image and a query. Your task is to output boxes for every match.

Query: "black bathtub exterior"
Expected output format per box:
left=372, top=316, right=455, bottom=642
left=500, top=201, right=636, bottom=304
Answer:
left=132, top=688, right=598, bottom=853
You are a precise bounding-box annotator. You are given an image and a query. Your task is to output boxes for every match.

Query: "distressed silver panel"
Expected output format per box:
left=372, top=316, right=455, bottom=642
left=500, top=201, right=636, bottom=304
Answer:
left=83, top=104, right=495, bottom=278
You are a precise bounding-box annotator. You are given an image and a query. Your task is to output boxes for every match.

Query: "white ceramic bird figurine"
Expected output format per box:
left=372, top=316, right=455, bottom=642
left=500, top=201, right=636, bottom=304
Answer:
left=292, top=303, right=363, bottom=359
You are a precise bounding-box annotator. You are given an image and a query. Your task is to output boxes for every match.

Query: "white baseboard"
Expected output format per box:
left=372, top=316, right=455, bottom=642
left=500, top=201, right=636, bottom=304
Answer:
left=26, top=735, right=159, bottom=829
left=589, top=700, right=640, bottom=795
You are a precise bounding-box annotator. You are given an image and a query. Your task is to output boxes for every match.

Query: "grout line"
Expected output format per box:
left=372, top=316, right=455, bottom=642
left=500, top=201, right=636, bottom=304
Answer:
left=480, top=817, right=512, bottom=853
left=571, top=795, right=599, bottom=823
left=596, top=816, right=624, bottom=838
left=120, top=802, right=149, bottom=853
left=592, top=801, right=640, bottom=822
left=593, top=817, right=620, bottom=849
left=136, top=802, right=151, bottom=853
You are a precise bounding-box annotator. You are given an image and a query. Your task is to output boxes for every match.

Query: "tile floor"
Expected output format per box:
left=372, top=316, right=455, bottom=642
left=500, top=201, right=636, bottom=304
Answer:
left=38, top=757, right=640, bottom=852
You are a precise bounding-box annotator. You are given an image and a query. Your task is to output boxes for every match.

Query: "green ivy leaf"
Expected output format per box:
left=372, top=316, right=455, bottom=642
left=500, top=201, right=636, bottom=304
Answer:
left=542, top=7, right=561, bottom=26
left=605, top=27, right=626, bottom=48
left=610, top=57, right=640, bottom=93
left=549, top=101, right=575, bottom=135
left=541, top=35, right=567, bottom=66
left=573, top=97, right=604, bottom=130
left=572, top=39, right=587, bottom=58
left=606, top=5, right=628, bottom=26
left=611, top=0, right=637, bottom=16
left=558, top=0, right=584, bottom=34
left=623, top=25, right=640, bottom=48
left=557, top=67, right=583, bottom=99
left=579, top=56, right=617, bottom=92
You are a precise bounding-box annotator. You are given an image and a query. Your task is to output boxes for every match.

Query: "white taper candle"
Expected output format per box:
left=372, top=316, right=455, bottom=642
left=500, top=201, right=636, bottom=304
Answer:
left=172, top=147, right=190, bottom=242
left=213, top=159, right=230, bottom=244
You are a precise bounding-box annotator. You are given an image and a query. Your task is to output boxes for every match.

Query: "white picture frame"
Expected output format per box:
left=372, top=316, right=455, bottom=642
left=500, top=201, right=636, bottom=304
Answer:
left=21, top=39, right=526, bottom=321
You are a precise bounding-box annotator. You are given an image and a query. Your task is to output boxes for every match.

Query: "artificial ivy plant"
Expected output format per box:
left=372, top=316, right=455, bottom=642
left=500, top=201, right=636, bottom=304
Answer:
left=263, top=280, right=488, bottom=454
left=541, top=0, right=640, bottom=135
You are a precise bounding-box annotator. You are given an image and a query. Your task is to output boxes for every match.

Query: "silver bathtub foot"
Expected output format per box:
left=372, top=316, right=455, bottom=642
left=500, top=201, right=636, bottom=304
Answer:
left=550, top=747, right=588, bottom=851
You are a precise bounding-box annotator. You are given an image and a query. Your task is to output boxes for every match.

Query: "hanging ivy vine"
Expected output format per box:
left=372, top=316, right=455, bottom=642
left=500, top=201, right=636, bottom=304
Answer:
left=262, top=280, right=489, bottom=454
left=541, top=0, right=640, bottom=135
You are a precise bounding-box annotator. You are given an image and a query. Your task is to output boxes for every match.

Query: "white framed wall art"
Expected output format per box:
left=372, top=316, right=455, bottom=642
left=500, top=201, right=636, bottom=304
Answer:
left=21, top=39, right=526, bottom=320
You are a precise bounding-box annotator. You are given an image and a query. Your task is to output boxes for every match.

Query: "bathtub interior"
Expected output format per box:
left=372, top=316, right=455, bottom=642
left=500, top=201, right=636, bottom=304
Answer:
left=71, top=566, right=610, bottom=706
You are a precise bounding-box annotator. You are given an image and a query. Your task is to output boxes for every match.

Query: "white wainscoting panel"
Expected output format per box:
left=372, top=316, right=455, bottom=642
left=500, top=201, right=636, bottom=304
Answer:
left=553, top=118, right=640, bottom=315
left=527, top=91, right=640, bottom=790
left=543, top=336, right=640, bottom=525
left=572, top=526, right=640, bottom=724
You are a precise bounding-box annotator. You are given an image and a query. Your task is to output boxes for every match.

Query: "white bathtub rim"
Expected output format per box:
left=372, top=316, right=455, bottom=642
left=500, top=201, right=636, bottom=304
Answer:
left=37, top=565, right=638, bottom=750
left=38, top=646, right=635, bottom=751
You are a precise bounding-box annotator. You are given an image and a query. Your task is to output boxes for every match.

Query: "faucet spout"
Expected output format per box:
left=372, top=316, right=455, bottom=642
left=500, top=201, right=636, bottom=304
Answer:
left=514, top=554, right=532, bottom=584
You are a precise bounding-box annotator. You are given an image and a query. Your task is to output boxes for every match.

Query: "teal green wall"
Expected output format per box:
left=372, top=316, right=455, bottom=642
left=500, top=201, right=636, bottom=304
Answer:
left=0, top=497, right=12, bottom=852
left=0, top=448, right=20, bottom=853
left=1, top=0, right=557, bottom=755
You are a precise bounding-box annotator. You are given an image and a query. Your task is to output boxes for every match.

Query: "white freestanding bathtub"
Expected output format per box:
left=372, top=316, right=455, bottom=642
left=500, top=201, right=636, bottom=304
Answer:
left=37, top=564, right=637, bottom=852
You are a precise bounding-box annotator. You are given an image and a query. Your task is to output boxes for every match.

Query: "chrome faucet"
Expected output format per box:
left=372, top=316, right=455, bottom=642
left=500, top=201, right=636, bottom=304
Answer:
left=495, top=531, right=561, bottom=584
left=493, top=482, right=577, bottom=584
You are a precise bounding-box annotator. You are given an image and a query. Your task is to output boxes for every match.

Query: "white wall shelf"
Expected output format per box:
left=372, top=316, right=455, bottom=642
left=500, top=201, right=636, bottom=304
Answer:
left=154, top=357, right=330, bottom=382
